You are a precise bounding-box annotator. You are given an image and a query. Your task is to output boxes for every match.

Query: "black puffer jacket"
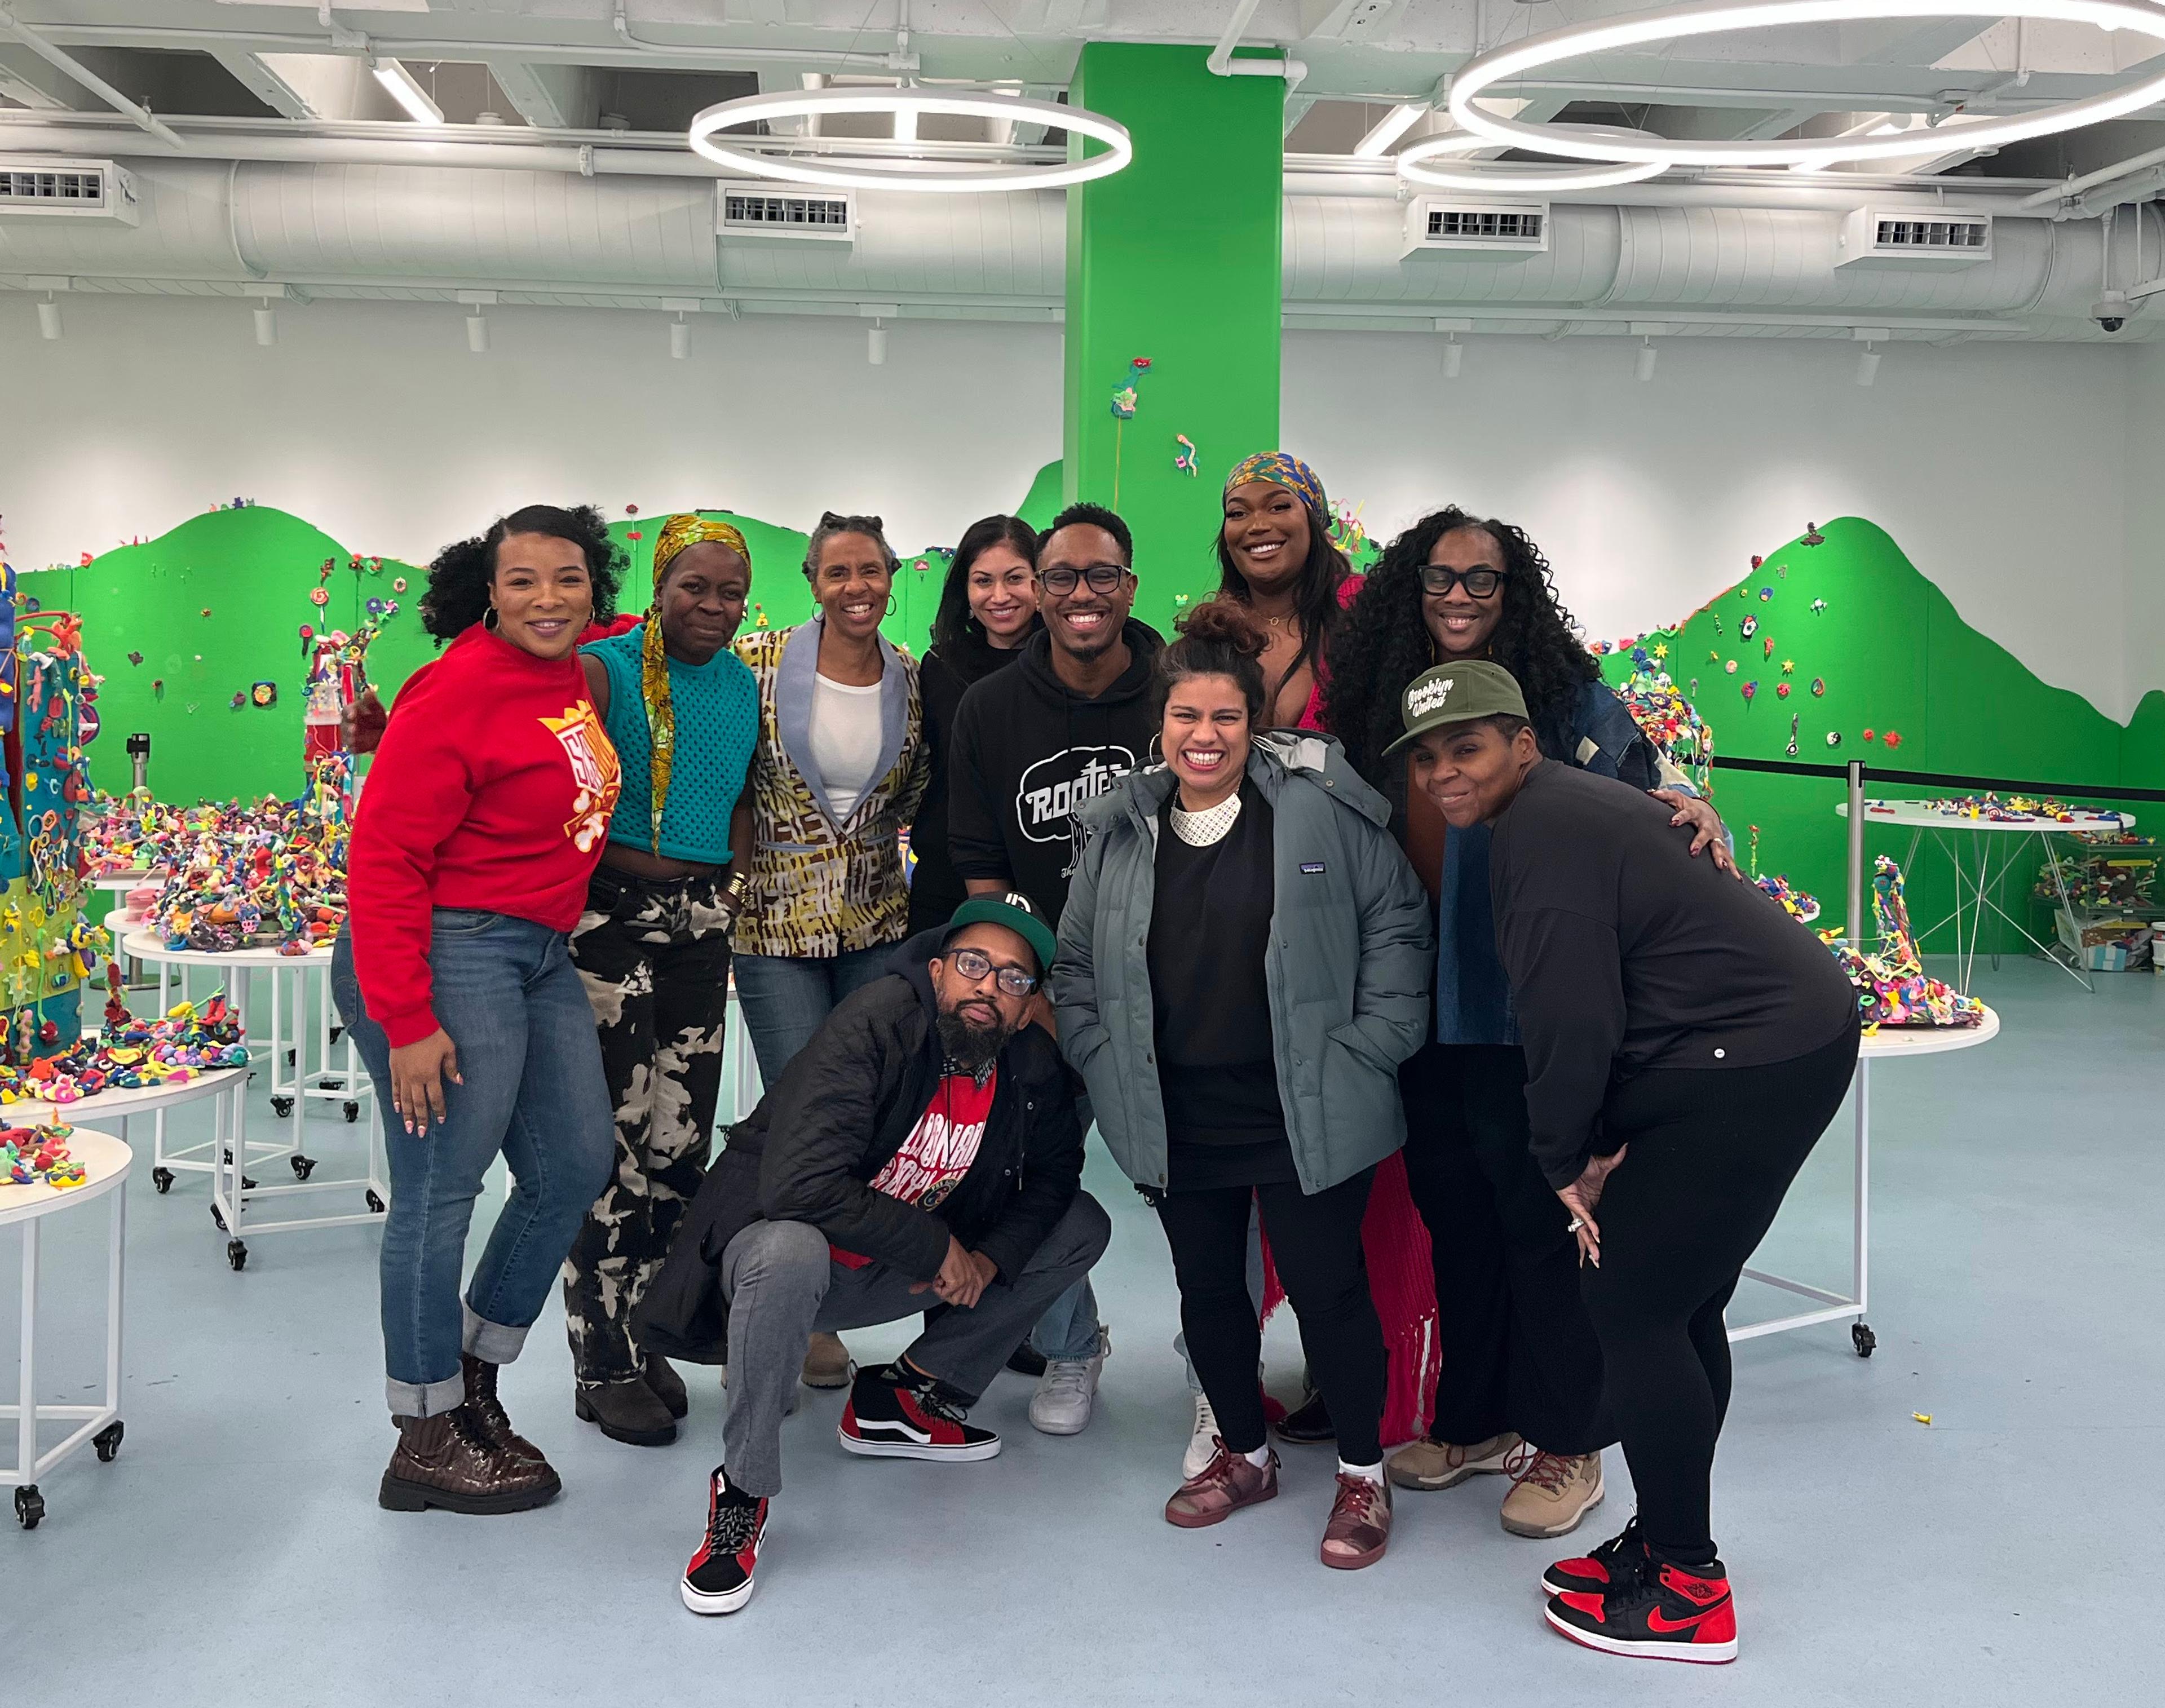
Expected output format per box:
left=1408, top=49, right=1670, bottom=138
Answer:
left=631, top=929, right=1085, bottom=1364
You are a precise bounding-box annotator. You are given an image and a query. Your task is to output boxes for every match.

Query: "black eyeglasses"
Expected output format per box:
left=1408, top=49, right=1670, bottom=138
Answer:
left=1038, top=564, right=1129, bottom=597
left=947, top=946, right=1039, bottom=998
left=1420, top=565, right=1505, bottom=598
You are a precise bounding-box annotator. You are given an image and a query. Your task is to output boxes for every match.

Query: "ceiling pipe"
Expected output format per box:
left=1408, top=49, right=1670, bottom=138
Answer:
left=2019, top=144, right=2165, bottom=218
left=613, top=0, right=916, bottom=72
left=1208, top=0, right=1307, bottom=82
left=0, top=4, right=186, bottom=149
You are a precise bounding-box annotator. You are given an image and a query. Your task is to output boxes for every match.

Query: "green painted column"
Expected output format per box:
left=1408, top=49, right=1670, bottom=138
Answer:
left=1063, top=43, right=1284, bottom=632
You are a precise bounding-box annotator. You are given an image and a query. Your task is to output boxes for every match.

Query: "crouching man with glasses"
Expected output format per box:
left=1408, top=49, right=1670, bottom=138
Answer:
left=633, top=893, right=1108, bottom=1616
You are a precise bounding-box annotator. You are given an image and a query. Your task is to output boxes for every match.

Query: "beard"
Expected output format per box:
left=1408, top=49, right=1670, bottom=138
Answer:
left=936, top=1003, right=1008, bottom=1072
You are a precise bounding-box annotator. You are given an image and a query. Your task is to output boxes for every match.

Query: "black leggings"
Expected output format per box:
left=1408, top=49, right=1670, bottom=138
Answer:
left=1157, top=1167, right=1385, bottom=1467
left=1582, top=1024, right=1861, bottom=1559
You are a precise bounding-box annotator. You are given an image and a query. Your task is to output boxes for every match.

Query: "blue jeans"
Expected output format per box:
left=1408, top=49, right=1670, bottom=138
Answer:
left=333, top=914, right=615, bottom=1418
left=733, top=945, right=896, bottom=1088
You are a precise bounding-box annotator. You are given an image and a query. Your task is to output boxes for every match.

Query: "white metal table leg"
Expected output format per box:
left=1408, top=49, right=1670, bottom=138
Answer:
left=107, top=1169, right=127, bottom=1424
left=16, top=1216, right=37, bottom=1488
left=1852, top=1056, right=1870, bottom=1326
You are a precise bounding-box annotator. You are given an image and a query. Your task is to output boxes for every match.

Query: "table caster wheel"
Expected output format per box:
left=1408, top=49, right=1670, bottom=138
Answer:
left=221, top=1148, right=233, bottom=1165
left=151, top=1167, right=174, bottom=1195
left=14, top=1486, right=43, bottom=1530
left=210, top=1204, right=226, bottom=1232
left=329, top=1025, right=344, bottom=1045
left=284, top=1047, right=296, bottom=1068
left=227, top=1240, right=248, bottom=1272
left=1852, top=1322, right=1877, bottom=1359
left=344, top=1101, right=361, bottom=1123
left=365, top=1189, right=386, bottom=1215
left=270, top=1095, right=294, bottom=1118
left=290, top=1154, right=316, bottom=1181
left=241, top=1175, right=258, bottom=1192
left=94, top=1422, right=124, bottom=1463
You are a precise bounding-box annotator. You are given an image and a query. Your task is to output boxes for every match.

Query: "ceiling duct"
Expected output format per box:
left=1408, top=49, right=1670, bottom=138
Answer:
left=0, top=157, right=139, bottom=225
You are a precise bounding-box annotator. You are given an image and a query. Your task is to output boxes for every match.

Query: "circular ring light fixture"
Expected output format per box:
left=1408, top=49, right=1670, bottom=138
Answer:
left=1397, top=130, right=1667, bottom=192
left=1448, top=2, right=2165, bottom=171
left=688, top=87, right=1132, bottom=193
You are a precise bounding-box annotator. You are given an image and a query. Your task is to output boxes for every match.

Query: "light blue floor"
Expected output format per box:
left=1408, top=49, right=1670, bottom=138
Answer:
left=5, top=957, right=2158, bottom=1706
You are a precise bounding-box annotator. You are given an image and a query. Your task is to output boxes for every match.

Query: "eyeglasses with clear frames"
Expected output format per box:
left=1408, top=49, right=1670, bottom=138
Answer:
left=1037, top=563, right=1129, bottom=597
left=947, top=946, right=1039, bottom=998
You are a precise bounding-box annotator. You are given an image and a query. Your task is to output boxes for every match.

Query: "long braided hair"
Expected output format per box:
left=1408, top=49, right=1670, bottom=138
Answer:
left=1324, top=507, right=1598, bottom=782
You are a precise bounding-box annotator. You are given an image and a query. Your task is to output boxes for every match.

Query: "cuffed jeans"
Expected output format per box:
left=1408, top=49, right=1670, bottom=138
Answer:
left=333, top=915, right=615, bottom=1418
left=718, top=1194, right=1112, bottom=1497
left=732, top=946, right=896, bottom=1089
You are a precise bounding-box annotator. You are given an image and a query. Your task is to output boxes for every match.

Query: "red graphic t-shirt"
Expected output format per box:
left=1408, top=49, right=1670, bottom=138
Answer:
left=831, top=1066, right=998, bottom=1269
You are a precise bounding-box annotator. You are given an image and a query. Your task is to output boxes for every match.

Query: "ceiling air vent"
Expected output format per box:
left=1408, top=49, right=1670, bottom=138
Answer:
left=0, top=158, right=139, bottom=226
left=1836, top=207, right=1992, bottom=270
left=716, top=187, right=855, bottom=244
left=1402, top=198, right=1548, bottom=260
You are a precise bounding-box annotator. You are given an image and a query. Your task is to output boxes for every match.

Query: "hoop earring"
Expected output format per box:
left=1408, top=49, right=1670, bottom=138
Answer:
left=886, top=595, right=898, bottom=617
left=483, top=607, right=501, bottom=631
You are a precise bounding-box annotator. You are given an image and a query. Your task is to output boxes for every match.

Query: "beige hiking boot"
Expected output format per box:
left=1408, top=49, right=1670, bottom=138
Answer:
left=800, top=1332, right=854, bottom=1390
left=1499, top=1445, right=1604, bottom=1538
left=1386, top=1430, right=1521, bottom=1492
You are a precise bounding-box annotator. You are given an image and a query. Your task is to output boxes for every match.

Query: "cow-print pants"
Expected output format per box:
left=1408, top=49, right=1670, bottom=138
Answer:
left=560, top=866, right=734, bottom=1387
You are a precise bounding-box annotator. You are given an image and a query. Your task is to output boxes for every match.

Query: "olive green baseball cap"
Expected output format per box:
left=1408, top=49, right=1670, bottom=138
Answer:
left=1382, top=661, right=1531, bottom=756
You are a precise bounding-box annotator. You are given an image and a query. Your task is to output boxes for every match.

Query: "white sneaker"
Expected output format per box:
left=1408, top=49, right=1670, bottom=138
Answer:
left=1028, top=1327, right=1110, bottom=1436
left=1183, top=1392, right=1222, bottom=1480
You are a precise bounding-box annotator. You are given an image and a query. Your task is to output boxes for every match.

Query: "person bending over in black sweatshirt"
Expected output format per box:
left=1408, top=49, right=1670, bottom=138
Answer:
left=1390, top=660, right=1859, bottom=1669
left=943, top=500, right=1160, bottom=1436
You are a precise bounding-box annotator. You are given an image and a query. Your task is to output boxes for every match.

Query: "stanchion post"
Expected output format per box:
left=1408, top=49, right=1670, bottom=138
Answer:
left=1846, top=760, right=1867, bottom=949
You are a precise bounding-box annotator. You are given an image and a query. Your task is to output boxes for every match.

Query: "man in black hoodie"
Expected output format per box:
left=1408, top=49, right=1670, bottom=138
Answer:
left=944, top=500, right=1158, bottom=1432
left=637, top=895, right=1108, bottom=1617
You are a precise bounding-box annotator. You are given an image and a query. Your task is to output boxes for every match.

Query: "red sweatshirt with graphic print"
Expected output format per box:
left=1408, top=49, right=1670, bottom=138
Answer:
left=347, top=624, right=622, bottom=1047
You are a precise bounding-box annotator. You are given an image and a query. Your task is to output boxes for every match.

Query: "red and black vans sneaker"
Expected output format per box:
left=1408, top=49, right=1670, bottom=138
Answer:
left=1542, top=1515, right=1645, bottom=1596
left=838, top=1362, right=1001, bottom=1462
left=681, top=1467, right=768, bottom=1616
left=1544, top=1554, right=1738, bottom=1664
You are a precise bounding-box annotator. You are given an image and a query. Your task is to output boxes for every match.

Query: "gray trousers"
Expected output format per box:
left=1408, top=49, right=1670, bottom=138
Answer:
left=719, top=1194, right=1112, bottom=1497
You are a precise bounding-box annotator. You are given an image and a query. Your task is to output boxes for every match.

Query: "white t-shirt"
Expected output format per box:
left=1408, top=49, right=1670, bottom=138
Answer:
left=810, top=674, right=885, bottom=822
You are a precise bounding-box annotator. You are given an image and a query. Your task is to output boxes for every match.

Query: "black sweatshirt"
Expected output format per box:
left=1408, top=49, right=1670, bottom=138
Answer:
left=908, top=629, right=1027, bottom=934
left=945, top=620, right=1163, bottom=925
left=1488, top=761, right=1859, bottom=1189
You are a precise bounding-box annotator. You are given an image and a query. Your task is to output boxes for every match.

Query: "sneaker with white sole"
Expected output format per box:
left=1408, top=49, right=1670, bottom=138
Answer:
left=1500, top=1445, right=1605, bottom=1538
left=1029, top=1326, right=1109, bottom=1436
left=1182, top=1392, right=1222, bottom=1480
left=838, top=1362, right=1000, bottom=1462
left=681, top=1467, right=768, bottom=1616
left=1386, top=1430, right=1521, bottom=1492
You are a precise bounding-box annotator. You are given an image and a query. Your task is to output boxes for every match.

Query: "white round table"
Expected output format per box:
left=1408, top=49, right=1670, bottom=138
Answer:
left=1733, top=1006, right=2000, bottom=1355
left=1, top=1127, right=131, bottom=1529
left=1838, top=800, right=2137, bottom=992
left=119, top=931, right=385, bottom=1263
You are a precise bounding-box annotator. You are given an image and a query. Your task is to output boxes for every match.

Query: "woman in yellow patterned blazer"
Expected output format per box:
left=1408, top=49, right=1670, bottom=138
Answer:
left=731, top=511, right=929, bottom=1093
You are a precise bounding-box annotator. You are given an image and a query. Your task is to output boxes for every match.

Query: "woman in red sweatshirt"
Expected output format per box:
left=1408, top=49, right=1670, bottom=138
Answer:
left=334, top=503, right=624, bottom=1515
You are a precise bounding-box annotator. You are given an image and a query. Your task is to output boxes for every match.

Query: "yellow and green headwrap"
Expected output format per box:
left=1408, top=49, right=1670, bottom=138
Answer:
left=1223, top=450, right=1331, bottom=526
left=640, top=514, right=752, bottom=852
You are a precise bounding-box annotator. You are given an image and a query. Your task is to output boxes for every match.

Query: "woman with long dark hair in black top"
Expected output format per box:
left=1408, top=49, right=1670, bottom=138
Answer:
left=907, top=515, right=1042, bottom=935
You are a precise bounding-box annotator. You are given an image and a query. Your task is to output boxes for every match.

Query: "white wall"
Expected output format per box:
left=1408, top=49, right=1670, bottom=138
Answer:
left=1283, top=330, right=2149, bottom=721
left=0, top=294, right=1063, bottom=573
left=2126, top=345, right=2165, bottom=720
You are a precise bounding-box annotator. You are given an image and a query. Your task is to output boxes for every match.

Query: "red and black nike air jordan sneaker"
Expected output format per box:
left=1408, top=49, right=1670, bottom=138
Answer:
left=838, top=1362, right=1001, bottom=1462
left=1544, top=1554, right=1738, bottom=1664
left=1542, top=1515, right=1644, bottom=1596
left=681, top=1466, right=768, bottom=1616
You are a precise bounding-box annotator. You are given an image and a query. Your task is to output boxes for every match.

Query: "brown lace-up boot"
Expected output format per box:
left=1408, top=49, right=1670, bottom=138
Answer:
left=379, top=1407, right=562, bottom=1515
left=461, top=1353, right=549, bottom=1469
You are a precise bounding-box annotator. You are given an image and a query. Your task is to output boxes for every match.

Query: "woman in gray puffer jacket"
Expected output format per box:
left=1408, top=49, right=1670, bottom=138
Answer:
left=1051, top=601, right=1431, bottom=1572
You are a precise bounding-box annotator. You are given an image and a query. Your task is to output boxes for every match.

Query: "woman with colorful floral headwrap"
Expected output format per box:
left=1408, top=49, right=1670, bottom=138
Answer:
left=1215, top=451, right=1358, bottom=731
left=560, top=513, right=762, bottom=1447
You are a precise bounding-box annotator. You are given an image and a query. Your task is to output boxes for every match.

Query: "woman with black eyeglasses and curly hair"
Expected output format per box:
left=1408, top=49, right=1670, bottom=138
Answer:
left=1324, top=507, right=1734, bottom=1545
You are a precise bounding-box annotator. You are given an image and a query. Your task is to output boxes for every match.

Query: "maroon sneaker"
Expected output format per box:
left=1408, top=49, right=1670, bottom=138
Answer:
left=1545, top=1555, right=1738, bottom=1664
left=838, top=1362, right=1001, bottom=1462
left=681, top=1467, right=768, bottom=1616
left=1165, top=1440, right=1280, bottom=1529
left=1320, top=1472, right=1393, bottom=1570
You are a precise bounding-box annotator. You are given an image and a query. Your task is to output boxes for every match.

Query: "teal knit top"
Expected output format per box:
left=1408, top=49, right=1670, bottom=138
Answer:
left=584, top=623, right=759, bottom=865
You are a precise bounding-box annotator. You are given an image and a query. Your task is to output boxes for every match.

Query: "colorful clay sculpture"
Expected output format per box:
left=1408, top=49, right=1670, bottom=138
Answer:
left=1820, top=857, right=1985, bottom=1029
left=1613, top=652, right=1714, bottom=795
left=0, top=973, right=248, bottom=1107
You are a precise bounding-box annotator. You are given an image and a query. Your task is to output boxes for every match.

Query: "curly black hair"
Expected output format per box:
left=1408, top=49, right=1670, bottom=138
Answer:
left=930, top=514, right=1042, bottom=654
left=419, top=503, right=625, bottom=643
left=1324, top=507, right=1598, bottom=783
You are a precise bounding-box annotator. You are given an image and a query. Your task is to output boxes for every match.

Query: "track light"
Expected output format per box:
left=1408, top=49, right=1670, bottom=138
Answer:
left=1634, top=337, right=1658, bottom=382
left=1442, top=335, right=1464, bottom=379
left=1855, top=344, right=1881, bottom=387
left=253, top=306, right=277, bottom=347
left=867, top=320, right=888, bottom=366
left=372, top=57, right=445, bottom=126
left=37, top=295, right=61, bottom=340
left=670, top=315, right=690, bottom=360
left=466, top=312, right=490, bottom=353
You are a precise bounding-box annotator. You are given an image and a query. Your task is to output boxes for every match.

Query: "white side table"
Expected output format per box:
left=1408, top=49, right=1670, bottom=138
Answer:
left=1, top=1128, right=131, bottom=1530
